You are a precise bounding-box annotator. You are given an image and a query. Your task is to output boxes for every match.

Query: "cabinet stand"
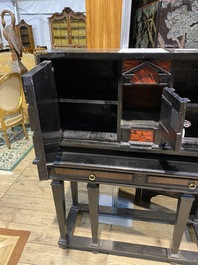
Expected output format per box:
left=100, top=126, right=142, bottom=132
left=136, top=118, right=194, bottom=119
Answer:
left=51, top=180, right=198, bottom=264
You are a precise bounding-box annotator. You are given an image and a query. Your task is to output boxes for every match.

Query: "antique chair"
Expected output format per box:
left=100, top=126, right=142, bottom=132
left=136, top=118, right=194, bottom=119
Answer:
left=0, top=51, right=36, bottom=124
left=0, top=72, right=28, bottom=149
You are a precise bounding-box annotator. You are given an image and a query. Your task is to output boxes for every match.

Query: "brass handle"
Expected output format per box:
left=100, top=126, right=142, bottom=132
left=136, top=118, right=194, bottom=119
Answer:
left=89, top=174, right=96, bottom=181
left=189, top=181, right=196, bottom=190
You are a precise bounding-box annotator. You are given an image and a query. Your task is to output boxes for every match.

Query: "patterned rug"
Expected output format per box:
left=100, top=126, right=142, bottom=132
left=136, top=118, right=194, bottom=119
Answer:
left=0, top=127, right=33, bottom=171
left=0, top=228, right=30, bottom=265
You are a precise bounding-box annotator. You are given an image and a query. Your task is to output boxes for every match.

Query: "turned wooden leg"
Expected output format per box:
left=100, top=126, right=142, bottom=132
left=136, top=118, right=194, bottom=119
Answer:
left=3, top=130, right=10, bottom=149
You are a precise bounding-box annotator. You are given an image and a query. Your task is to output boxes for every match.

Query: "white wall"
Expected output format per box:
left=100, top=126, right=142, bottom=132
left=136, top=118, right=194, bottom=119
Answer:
left=0, top=0, right=86, bottom=49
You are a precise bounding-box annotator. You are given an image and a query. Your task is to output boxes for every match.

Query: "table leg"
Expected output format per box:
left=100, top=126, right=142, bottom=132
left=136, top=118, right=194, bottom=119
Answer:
left=170, top=194, right=194, bottom=255
left=190, top=195, right=198, bottom=240
left=51, top=180, right=68, bottom=246
left=70, top=181, right=78, bottom=207
left=87, top=183, right=99, bottom=246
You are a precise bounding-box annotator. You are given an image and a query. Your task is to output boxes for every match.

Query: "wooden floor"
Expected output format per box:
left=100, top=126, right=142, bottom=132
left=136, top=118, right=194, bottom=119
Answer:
left=0, top=148, right=198, bottom=265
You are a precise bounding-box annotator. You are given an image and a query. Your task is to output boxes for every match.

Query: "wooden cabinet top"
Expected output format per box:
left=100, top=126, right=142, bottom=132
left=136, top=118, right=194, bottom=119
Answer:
left=35, top=48, right=198, bottom=60
left=48, top=7, right=86, bottom=21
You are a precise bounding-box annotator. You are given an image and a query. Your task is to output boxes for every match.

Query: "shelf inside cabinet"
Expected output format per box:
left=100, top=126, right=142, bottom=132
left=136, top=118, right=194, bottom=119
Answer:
left=59, top=99, right=118, bottom=105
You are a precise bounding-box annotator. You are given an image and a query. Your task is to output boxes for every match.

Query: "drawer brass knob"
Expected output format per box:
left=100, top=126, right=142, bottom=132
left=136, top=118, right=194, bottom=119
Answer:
left=89, top=174, right=96, bottom=181
left=188, top=181, right=196, bottom=190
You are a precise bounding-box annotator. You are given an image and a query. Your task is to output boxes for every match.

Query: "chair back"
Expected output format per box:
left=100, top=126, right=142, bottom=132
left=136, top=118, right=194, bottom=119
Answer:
left=0, top=73, right=22, bottom=113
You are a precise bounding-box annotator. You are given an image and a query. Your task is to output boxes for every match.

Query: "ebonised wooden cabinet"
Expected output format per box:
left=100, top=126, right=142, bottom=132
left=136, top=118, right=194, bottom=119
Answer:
left=25, top=49, right=198, bottom=162
left=48, top=7, right=86, bottom=48
left=22, top=49, right=198, bottom=263
left=16, top=19, right=35, bottom=53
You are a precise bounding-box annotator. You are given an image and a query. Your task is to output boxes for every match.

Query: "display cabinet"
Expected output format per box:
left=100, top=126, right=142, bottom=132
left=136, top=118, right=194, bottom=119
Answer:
left=48, top=7, right=86, bottom=48
left=16, top=19, right=35, bottom=53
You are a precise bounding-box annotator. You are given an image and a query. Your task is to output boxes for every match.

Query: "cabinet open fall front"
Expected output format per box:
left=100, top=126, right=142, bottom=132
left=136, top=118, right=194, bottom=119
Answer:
left=22, top=49, right=198, bottom=263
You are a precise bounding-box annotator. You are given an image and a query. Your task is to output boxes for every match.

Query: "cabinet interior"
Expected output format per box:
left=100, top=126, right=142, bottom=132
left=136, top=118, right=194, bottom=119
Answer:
left=37, top=55, right=198, bottom=152
left=122, top=85, right=162, bottom=122
left=53, top=59, right=119, bottom=135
